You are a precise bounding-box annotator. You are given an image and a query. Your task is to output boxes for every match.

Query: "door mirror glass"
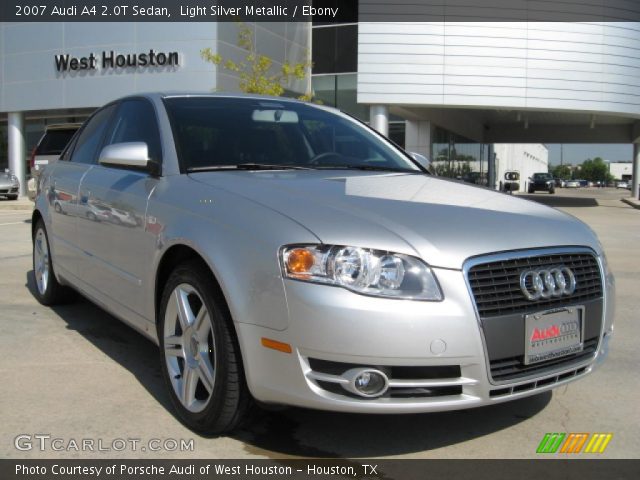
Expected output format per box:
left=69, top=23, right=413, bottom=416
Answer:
left=99, top=142, right=152, bottom=171
left=409, top=152, right=433, bottom=173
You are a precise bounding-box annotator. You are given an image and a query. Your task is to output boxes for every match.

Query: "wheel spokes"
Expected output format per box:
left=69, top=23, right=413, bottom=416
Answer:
left=194, top=306, right=211, bottom=342
left=181, top=366, right=198, bottom=408
left=174, top=288, right=195, bottom=330
left=164, top=283, right=216, bottom=413
left=197, top=356, right=215, bottom=394
left=164, top=335, right=184, bottom=358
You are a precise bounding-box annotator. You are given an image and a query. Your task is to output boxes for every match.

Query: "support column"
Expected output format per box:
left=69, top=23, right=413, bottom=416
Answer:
left=8, top=112, right=26, bottom=197
left=370, top=105, right=389, bottom=137
left=633, top=142, right=640, bottom=200
left=405, top=120, right=431, bottom=158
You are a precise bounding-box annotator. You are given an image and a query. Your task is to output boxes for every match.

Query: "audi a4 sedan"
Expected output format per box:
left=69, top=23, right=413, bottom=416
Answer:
left=32, top=93, right=615, bottom=434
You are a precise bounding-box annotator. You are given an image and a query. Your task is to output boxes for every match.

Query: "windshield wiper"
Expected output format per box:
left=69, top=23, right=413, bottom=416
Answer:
left=187, top=163, right=314, bottom=172
left=314, top=165, right=421, bottom=173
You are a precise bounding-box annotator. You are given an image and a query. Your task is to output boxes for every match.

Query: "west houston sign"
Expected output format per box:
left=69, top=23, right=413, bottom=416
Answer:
left=55, top=50, right=179, bottom=72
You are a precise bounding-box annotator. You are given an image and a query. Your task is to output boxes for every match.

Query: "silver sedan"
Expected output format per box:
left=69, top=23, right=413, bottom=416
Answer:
left=32, top=93, right=615, bottom=434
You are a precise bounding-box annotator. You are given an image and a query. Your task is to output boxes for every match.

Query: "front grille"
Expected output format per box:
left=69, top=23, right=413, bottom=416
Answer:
left=468, top=252, right=602, bottom=317
left=489, top=336, right=598, bottom=382
left=490, top=366, right=589, bottom=397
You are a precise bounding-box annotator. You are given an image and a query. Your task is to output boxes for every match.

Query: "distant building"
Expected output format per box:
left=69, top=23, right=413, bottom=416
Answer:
left=494, top=144, right=549, bottom=192
left=608, top=161, right=632, bottom=181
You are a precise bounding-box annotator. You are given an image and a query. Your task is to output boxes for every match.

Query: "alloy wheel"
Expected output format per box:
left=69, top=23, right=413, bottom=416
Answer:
left=163, top=284, right=216, bottom=413
left=34, top=228, right=49, bottom=296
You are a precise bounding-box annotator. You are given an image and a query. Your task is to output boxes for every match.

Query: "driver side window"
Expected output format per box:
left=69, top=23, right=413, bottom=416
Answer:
left=70, top=105, right=117, bottom=164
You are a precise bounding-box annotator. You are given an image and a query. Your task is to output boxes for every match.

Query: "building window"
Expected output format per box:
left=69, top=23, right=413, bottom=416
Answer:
left=312, top=24, right=358, bottom=74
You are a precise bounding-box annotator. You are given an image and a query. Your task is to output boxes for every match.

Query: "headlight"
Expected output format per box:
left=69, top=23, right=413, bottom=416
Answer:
left=280, top=244, right=443, bottom=301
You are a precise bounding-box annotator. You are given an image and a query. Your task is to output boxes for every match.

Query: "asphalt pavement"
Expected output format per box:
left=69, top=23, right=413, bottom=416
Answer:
left=0, top=188, right=637, bottom=459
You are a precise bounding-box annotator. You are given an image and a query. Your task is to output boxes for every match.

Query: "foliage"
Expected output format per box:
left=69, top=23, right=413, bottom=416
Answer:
left=576, top=157, right=614, bottom=182
left=433, top=160, right=472, bottom=178
left=550, top=164, right=572, bottom=180
left=201, top=24, right=312, bottom=101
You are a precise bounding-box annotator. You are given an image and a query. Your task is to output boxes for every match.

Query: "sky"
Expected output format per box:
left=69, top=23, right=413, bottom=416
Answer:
left=546, top=144, right=632, bottom=166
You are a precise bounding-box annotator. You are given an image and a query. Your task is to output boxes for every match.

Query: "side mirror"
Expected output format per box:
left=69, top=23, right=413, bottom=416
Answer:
left=99, top=142, right=160, bottom=176
left=409, top=152, right=434, bottom=174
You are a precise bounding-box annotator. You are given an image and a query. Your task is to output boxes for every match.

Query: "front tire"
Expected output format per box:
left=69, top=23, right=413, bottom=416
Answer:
left=32, top=220, right=73, bottom=305
left=8, top=195, right=18, bottom=201
left=158, top=261, right=251, bottom=435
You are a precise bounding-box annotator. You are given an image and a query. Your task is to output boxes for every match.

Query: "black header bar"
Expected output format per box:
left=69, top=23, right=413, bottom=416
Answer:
left=2, top=459, right=640, bottom=480
left=2, top=0, right=640, bottom=22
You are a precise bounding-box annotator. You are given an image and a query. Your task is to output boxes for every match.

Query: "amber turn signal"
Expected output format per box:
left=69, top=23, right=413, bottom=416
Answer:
left=261, top=337, right=292, bottom=354
left=286, top=248, right=314, bottom=274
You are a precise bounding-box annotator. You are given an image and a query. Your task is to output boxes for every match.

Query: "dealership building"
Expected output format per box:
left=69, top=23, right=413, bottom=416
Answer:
left=1, top=9, right=640, bottom=197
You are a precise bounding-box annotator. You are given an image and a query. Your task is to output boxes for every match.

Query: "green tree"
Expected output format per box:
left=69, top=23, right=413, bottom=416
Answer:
left=550, top=164, right=572, bottom=180
left=578, top=157, right=613, bottom=183
left=201, top=23, right=312, bottom=101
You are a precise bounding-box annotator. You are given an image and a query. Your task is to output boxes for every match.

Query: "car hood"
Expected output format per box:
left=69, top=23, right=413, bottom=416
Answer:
left=190, top=171, right=599, bottom=269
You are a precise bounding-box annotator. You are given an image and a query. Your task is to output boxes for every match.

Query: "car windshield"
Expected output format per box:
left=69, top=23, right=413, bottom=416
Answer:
left=164, top=97, right=420, bottom=173
left=533, top=173, right=552, bottom=180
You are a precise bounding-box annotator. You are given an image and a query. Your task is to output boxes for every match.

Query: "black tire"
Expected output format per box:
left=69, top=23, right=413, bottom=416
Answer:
left=32, top=220, right=74, bottom=305
left=528, top=187, right=535, bottom=194
left=8, top=195, right=18, bottom=201
left=549, top=186, right=555, bottom=194
left=158, top=261, right=252, bottom=435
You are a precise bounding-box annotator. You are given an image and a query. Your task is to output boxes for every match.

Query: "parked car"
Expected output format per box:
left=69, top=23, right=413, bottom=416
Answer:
left=32, top=93, right=615, bottom=434
left=616, top=181, right=629, bottom=189
left=527, top=172, right=556, bottom=194
left=0, top=169, right=20, bottom=200
left=565, top=179, right=580, bottom=188
left=578, top=179, right=589, bottom=188
left=28, top=123, right=82, bottom=200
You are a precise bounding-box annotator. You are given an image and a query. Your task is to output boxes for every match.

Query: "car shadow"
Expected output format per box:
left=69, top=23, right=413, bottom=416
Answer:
left=25, top=270, right=176, bottom=416
left=26, top=270, right=552, bottom=458
left=518, top=194, right=598, bottom=208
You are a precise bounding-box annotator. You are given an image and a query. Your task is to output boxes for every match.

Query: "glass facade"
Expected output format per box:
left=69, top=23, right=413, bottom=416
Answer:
left=431, top=126, right=493, bottom=186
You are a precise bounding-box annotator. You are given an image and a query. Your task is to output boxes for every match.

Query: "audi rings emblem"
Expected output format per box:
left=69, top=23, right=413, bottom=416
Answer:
left=519, top=266, right=577, bottom=301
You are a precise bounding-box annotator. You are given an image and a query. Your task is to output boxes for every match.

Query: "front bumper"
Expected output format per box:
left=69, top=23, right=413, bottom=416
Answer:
left=237, top=264, right=613, bottom=413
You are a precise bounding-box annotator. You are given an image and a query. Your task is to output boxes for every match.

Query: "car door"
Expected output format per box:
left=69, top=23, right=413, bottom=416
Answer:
left=76, top=98, right=162, bottom=319
left=47, top=105, right=117, bottom=279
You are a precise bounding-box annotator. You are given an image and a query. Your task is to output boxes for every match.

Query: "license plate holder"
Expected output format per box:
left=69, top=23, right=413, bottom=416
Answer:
left=524, top=306, right=584, bottom=365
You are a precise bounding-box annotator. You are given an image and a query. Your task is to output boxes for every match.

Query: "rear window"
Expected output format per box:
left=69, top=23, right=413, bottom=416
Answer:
left=36, top=129, right=78, bottom=155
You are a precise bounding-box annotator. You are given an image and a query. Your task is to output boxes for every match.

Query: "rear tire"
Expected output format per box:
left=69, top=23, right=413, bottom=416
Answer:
left=32, top=220, right=74, bottom=305
left=158, top=261, right=252, bottom=435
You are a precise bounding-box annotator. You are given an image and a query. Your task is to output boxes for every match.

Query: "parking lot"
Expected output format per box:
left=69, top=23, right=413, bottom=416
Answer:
left=0, top=187, right=638, bottom=459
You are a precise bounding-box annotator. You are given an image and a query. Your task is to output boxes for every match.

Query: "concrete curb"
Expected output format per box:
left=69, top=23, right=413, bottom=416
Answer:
left=621, top=197, right=640, bottom=209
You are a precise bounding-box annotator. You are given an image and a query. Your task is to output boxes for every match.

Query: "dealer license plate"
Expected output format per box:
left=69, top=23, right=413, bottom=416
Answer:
left=524, top=306, right=584, bottom=365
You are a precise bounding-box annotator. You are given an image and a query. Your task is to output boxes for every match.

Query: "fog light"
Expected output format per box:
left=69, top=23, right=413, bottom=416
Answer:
left=342, top=368, right=389, bottom=398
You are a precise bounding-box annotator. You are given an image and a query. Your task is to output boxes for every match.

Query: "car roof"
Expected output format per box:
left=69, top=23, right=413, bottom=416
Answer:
left=125, top=92, right=340, bottom=113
